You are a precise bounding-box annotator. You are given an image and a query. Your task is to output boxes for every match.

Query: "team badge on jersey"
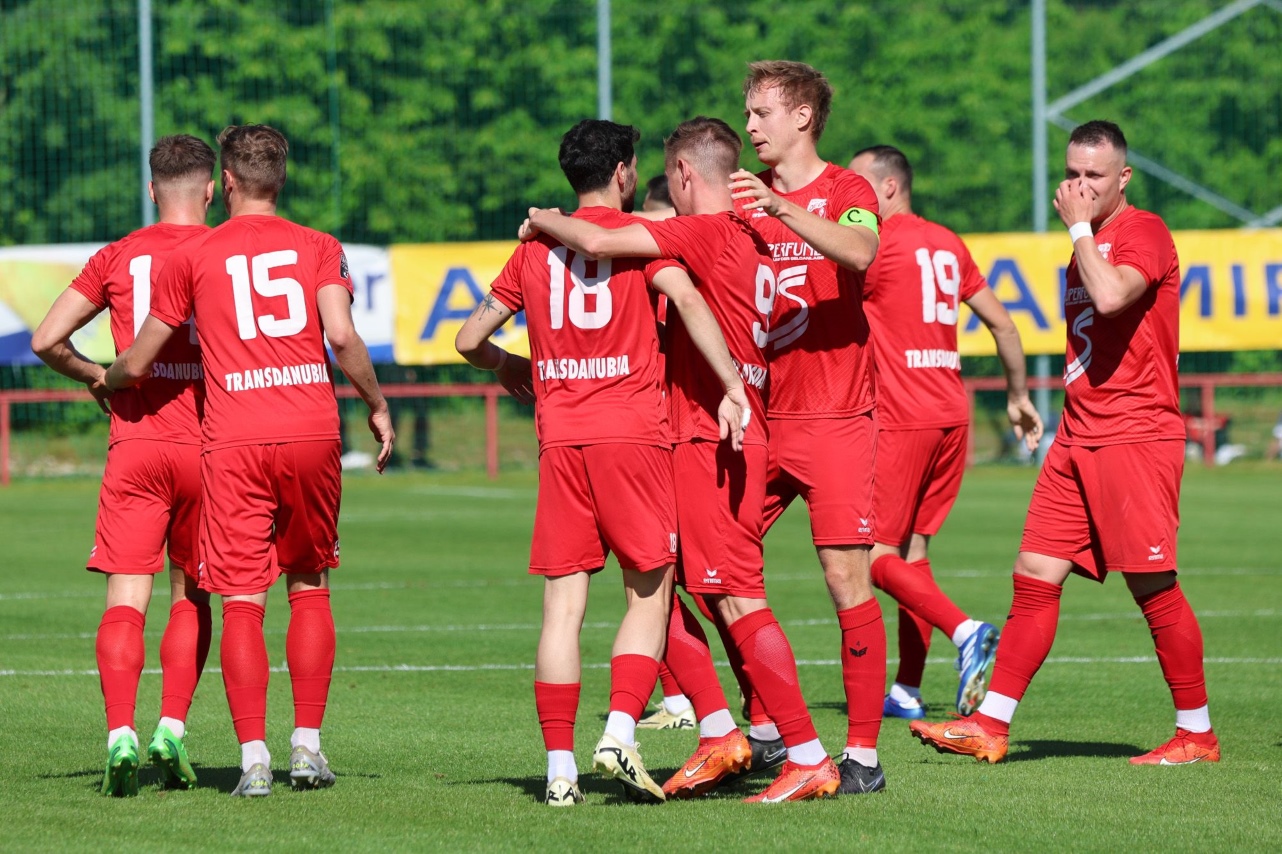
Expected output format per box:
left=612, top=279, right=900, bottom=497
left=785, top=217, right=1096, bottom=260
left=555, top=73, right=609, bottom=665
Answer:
left=807, top=198, right=828, bottom=218
left=340, top=252, right=350, bottom=280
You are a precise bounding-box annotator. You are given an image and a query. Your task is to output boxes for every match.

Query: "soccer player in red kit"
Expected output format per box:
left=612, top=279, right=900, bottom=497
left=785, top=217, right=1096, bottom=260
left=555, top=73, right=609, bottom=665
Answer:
left=31, top=135, right=216, bottom=796
left=527, top=116, right=842, bottom=804
left=728, top=60, right=887, bottom=794
left=458, top=120, right=746, bottom=806
left=912, top=121, right=1217, bottom=765
left=849, top=145, right=1043, bottom=719
left=106, top=125, right=395, bottom=796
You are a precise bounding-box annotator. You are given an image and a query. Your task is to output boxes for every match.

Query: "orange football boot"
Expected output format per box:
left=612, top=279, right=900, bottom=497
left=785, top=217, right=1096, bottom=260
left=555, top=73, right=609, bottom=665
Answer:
left=1129, top=728, right=1220, bottom=765
left=662, top=729, right=752, bottom=798
left=743, top=758, right=840, bottom=803
left=909, top=715, right=1009, bottom=764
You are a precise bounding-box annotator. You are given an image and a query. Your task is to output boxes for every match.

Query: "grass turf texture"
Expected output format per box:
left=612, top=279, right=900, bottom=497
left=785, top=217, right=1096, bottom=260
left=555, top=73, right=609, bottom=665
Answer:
left=1, top=464, right=1278, bottom=851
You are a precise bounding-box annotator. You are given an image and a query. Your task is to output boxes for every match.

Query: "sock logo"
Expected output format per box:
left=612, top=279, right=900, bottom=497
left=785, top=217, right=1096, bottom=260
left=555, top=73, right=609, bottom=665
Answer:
left=848, top=644, right=868, bottom=658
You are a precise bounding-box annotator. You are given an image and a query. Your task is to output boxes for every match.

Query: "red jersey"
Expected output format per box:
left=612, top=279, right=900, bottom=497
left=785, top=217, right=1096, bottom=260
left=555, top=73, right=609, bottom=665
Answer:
left=863, top=213, right=987, bottom=429
left=489, top=206, right=672, bottom=450
left=1059, top=205, right=1183, bottom=446
left=738, top=162, right=880, bottom=419
left=69, top=223, right=207, bottom=446
left=641, top=212, right=773, bottom=447
left=150, top=214, right=352, bottom=451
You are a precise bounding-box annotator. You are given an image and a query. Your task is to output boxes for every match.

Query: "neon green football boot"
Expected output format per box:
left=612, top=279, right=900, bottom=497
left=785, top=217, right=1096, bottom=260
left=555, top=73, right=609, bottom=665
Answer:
left=101, top=733, right=140, bottom=797
left=148, top=724, right=197, bottom=789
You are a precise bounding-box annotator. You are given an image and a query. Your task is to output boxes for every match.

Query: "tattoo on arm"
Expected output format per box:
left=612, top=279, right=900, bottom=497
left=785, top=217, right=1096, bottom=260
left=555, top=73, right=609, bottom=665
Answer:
left=478, top=293, right=501, bottom=317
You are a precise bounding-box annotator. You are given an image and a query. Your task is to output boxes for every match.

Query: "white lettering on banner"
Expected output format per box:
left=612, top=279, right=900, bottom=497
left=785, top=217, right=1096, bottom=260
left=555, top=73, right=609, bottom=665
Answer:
left=149, top=362, right=203, bottom=381
left=904, top=349, right=960, bottom=370
left=538, top=355, right=630, bottom=381
left=223, top=362, right=331, bottom=392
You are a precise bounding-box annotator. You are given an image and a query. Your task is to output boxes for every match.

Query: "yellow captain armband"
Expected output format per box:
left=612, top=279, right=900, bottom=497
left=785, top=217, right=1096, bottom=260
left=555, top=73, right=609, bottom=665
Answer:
left=837, top=207, right=879, bottom=234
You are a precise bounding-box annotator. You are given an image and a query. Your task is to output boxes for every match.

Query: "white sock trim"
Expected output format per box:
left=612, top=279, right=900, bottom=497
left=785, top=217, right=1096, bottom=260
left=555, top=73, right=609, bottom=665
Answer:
left=977, top=691, right=1019, bottom=723
left=240, top=740, right=270, bottom=773
left=547, top=749, right=577, bottom=783
left=662, top=694, right=692, bottom=715
left=889, top=683, right=923, bottom=705
left=603, top=711, right=637, bottom=747
left=1175, top=705, right=1212, bottom=733
left=786, top=738, right=828, bottom=767
left=749, top=723, right=780, bottom=742
left=842, top=746, right=878, bottom=767
left=952, top=619, right=982, bottom=649
left=158, top=716, right=185, bottom=740
left=291, top=727, right=321, bottom=753
left=107, top=726, right=137, bottom=751
left=698, top=708, right=736, bottom=739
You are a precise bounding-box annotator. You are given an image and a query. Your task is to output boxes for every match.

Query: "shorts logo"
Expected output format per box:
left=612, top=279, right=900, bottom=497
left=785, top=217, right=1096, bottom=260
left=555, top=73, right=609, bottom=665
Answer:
left=848, top=644, right=868, bottom=658
left=334, top=540, right=341, bottom=559
left=704, top=567, right=722, bottom=585
left=669, top=533, right=678, bottom=554
left=858, top=517, right=872, bottom=534
left=1148, top=545, right=1164, bottom=561
left=88, top=545, right=97, bottom=559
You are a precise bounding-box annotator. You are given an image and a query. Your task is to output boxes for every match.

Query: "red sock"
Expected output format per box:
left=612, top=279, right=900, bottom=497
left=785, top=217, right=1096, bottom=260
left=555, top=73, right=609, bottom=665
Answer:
left=894, top=605, right=933, bottom=688
left=1135, top=581, right=1208, bottom=711
left=871, top=554, right=968, bottom=638
left=706, top=606, right=768, bottom=724
left=727, top=608, right=818, bottom=747
left=657, top=663, right=682, bottom=697
left=221, top=600, right=269, bottom=743
left=663, top=593, right=730, bottom=720
left=609, top=654, right=660, bottom=720
left=159, top=598, right=212, bottom=721
left=97, top=605, right=146, bottom=731
left=837, top=598, right=885, bottom=748
left=287, top=588, right=335, bottom=729
left=534, top=681, right=580, bottom=751
left=987, top=574, right=1063, bottom=711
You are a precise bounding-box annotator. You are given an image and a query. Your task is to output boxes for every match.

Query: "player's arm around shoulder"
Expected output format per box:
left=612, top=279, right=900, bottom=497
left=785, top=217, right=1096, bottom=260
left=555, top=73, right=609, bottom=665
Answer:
left=524, top=208, right=661, bottom=260
left=728, top=169, right=879, bottom=272
left=318, top=284, right=395, bottom=472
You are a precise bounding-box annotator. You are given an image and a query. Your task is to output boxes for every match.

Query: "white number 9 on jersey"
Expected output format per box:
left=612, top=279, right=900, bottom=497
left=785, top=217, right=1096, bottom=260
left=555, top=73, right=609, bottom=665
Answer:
left=915, top=247, right=961, bottom=326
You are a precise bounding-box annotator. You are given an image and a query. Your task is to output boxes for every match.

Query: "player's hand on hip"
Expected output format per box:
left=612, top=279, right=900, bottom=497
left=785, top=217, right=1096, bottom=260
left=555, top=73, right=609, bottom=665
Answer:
left=86, top=369, right=113, bottom=415
left=369, top=406, right=395, bottom=474
left=1053, top=178, right=1094, bottom=229
left=729, top=170, right=782, bottom=217
left=1008, top=395, right=1044, bottom=453
left=497, top=354, right=536, bottom=406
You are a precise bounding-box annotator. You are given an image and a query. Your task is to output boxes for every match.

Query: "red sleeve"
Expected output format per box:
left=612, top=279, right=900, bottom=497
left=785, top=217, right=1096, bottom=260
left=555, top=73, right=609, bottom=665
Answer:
left=832, top=170, right=881, bottom=225
left=487, top=244, right=527, bottom=313
left=67, top=247, right=109, bottom=309
left=955, top=237, right=988, bottom=301
left=1109, top=215, right=1172, bottom=288
left=318, top=234, right=355, bottom=296
left=640, top=216, right=716, bottom=270
left=149, top=249, right=194, bottom=327
left=643, top=257, right=685, bottom=286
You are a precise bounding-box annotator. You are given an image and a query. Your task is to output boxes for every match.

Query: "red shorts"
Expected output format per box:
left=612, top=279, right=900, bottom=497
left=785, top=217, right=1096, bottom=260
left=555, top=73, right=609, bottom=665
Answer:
left=530, top=443, right=677, bottom=575
left=198, top=440, right=342, bottom=595
left=762, top=413, right=876, bottom=546
left=873, top=425, right=968, bottom=546
left=675, top=441, right=768, bottom=598
left=1021, top=439, right=1182, bottom=582
left=88, top=439, right=201, bottom=578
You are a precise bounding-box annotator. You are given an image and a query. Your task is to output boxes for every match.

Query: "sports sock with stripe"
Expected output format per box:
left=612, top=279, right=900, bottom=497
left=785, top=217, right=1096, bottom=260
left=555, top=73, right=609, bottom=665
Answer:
left=837, top=598, right=885, bottom=754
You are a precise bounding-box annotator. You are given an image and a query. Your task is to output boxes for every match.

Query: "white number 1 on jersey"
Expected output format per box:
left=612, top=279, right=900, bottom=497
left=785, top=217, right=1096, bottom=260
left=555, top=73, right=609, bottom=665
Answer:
left=129, top=254, right=196, bottom=344
left=227, top=251, right=307, bottom=340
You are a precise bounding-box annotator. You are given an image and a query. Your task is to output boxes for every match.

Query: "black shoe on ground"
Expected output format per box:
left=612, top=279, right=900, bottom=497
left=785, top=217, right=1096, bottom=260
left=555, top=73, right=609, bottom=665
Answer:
left=720, top=735, right=787, bottom=788
left=837, top=757, right=886, bottom=794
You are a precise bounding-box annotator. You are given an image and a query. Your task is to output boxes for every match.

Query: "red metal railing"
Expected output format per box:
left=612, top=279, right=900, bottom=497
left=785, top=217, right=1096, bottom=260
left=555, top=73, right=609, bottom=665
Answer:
left=0, top=382, right=506, bottom=486
left=963, top=372, right=1282, bottom=466
left=5, top=372, right=1281, bottom=484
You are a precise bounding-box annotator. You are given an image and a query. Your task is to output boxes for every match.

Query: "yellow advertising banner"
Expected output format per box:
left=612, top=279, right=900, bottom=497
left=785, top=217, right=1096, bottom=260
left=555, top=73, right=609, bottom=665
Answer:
left=959, top=229, right=1282, bottom=356
left=391, top=242, right=529, bottom=365
left=393, top=229, right=1282, bottom=364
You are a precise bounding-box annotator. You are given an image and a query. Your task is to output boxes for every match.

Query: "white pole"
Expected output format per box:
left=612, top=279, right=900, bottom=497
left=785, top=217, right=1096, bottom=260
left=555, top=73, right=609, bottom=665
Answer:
left=597, top=0, right=611, bottom=120
left=139, top=0, right=155, bottom=227
left=1031, top=0, right=1051, bottom=461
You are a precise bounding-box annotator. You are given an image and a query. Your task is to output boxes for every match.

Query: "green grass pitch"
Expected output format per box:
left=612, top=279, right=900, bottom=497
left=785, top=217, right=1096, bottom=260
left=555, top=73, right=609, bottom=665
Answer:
left=1, top=463, right=1279, bottom=851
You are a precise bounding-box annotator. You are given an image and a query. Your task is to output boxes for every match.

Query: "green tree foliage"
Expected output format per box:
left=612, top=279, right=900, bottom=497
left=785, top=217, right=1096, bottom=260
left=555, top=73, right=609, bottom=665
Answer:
left=1, top=0, right=1278, bottom=246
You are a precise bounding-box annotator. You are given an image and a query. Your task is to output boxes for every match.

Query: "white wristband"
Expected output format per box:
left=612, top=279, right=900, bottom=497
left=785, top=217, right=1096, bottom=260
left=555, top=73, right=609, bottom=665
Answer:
left=492, top=349, right=509, bottom=372
left=1068, top=221, right=1094, bottom=244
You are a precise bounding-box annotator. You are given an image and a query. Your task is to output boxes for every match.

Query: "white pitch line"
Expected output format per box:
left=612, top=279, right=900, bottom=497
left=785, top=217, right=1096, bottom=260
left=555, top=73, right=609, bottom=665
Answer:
left=1, top=655, right=1279, bottom=679
left=3, top=609, right=1277, bottom=643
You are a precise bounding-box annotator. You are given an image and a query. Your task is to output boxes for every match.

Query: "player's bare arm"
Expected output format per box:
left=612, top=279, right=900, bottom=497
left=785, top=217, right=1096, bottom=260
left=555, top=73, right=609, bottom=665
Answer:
left=1054, top=178, right=1147, bottom=317
left=728, top=169, right=879, bottom=272
left=649, top=266, right=749, bottom=452
left=455, top=291, right=535, bottom=406
left=525, top=209, right=662, bottom=260
left=966, top=287, right=1043, bottom=451
left=318, top=284, right=396, bottom=472
left=31, top=288, right=112, bottom=413
left=104, top=315, right=179, bottom=391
